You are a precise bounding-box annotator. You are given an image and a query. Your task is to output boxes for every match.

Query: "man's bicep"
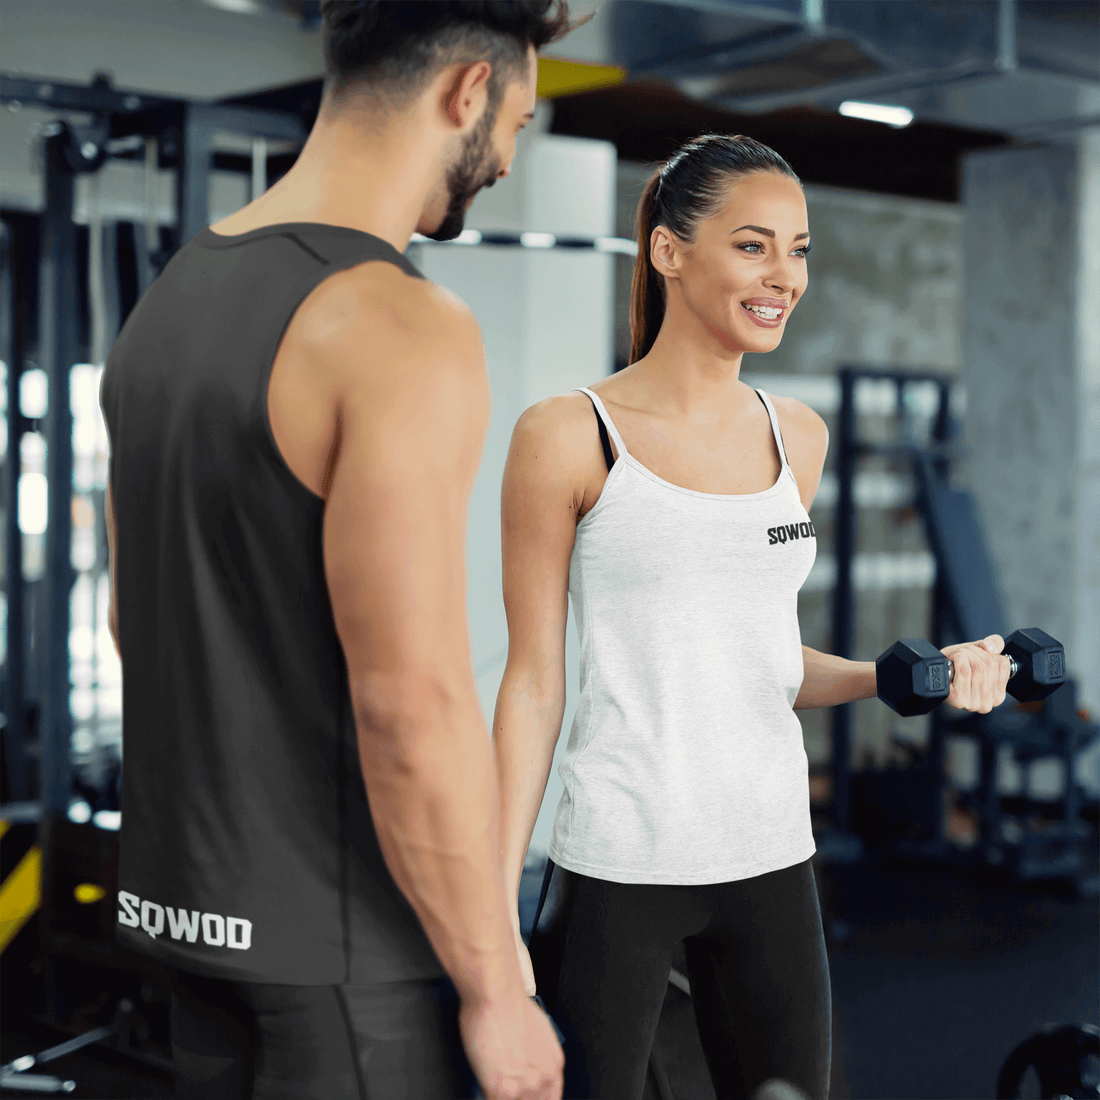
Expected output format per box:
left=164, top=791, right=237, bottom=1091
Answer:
left=322, top=322, right=490, bottom=729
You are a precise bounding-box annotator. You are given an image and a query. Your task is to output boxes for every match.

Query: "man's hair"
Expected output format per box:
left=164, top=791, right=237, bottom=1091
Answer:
left=319, top=1, right=580, bottom=114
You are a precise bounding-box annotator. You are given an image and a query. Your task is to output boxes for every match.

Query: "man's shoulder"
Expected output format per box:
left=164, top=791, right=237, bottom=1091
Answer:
left=295, top=261, right=480, bottom=366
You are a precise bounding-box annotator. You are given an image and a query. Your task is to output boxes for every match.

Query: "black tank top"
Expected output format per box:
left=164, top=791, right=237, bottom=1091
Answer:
left=100, top=223, right=448, bottom=985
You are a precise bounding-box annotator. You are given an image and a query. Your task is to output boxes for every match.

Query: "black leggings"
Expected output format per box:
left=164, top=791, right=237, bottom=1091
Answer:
left=168, top=966, right=477, bottom=1099
left=549, top=856, right=832, bottom=1100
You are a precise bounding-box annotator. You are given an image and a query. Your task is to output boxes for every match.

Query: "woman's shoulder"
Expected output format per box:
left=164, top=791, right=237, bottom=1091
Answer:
left=762, top=391, right=829, bottom=452
left=506, top=388, right=614, bottom=517
left=760, top=392, right=829, bottom=503
left=517, top=384, right=613, bottom=436
left=510, top=385, right=613, bottom=468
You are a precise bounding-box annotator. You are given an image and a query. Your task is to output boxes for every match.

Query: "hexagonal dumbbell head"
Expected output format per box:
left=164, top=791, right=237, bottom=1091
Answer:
left=1003, top=628, right=1065, bottom=703
left=876, top=638, right=951, bottom=717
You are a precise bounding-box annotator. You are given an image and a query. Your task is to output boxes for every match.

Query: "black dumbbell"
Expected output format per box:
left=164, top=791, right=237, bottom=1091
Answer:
left=876, top=628, right=1066, bottom=717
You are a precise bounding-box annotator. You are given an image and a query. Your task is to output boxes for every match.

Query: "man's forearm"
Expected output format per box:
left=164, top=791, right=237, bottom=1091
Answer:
left=356, top=699, right=524, bottom=1007
left=794, top=646, right=877, bottom=709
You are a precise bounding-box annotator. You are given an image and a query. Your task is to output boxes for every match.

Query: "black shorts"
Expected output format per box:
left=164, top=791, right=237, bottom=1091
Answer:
left=168, top=967, right=477, bottom=1099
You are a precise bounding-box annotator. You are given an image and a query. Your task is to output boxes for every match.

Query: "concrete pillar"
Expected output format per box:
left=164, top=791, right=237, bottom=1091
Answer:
left=960, top=132, right=1100, bottom=797
left=1074, top=128, right=1100, bottom=724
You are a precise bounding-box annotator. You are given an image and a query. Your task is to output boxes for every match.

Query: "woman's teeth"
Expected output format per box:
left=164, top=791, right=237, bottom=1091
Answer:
left=744, top=304, right=783, bottom=319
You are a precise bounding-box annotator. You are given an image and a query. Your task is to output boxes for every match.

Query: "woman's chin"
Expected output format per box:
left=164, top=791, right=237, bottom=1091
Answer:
left=739, top=329, right=785, bottom=355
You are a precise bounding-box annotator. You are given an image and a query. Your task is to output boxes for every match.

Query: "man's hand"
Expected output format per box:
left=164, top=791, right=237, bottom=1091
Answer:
left=941, top=634, right=1013, bottom=713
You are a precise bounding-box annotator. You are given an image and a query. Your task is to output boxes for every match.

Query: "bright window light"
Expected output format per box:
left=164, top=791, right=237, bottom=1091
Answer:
left=20, top=369, right=48, bottom=418
left=839, top=101, right=914, bottom=128
left=199, top=0, right=261, bottom=12
left=18, top=472, right=48, bottom=535
left=520, top=232, right=556, bottom=249
left=68, top=800, right=92, bottom=824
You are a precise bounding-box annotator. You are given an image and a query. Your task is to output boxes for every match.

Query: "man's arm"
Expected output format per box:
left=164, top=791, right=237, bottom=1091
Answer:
left=320, top=282, right=526, bottom=1008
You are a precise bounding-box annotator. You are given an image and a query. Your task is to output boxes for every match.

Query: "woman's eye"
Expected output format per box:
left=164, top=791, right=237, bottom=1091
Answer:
left=738, top=241, right=811, bottom=256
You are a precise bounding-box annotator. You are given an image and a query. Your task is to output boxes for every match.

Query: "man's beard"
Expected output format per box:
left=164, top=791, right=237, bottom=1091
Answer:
left=422, top=105, right=502, bottom=243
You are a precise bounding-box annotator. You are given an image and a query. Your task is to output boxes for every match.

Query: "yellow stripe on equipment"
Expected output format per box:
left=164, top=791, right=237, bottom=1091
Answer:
left=74, top=883, right=108, bottom=904
left=0, top=844, right=42, bottom=953
left=537, top=57, right=626, bottom=100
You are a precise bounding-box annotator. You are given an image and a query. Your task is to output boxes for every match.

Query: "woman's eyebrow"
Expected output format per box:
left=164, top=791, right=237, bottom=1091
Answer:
left=730, top=224, right=811, bottom=241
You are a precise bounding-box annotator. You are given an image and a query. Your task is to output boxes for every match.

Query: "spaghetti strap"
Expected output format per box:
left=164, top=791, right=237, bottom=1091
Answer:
left=583, top=393, right=615, bottom=472
left=575, top=388, right=629, bottom=461
left=753, top=389, right=794, bottom=475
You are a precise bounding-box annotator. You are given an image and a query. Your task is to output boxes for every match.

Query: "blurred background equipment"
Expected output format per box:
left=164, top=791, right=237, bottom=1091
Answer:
left=1, top=0, right=1098, bottom=1097
left=823, top=367, right=1099, bottom=898
left=995, top=1022, right=1100, bottom=1100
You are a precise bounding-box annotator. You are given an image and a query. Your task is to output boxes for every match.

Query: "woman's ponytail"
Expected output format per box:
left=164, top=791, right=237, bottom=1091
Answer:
left=628, top=172, right=667, bottom=365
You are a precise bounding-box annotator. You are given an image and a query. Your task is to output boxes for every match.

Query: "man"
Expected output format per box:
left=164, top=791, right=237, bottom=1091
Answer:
left=101, top=3, right=584, bottom=1097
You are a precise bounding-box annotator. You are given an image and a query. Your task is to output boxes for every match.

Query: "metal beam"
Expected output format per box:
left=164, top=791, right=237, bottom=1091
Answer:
left=0, top=73, right=176, bottom=117
left=37, top=130, right=78, bottom=818
left=829, top=369, right=857, bottom=833
left=1, top=214, right=35, bottom=801
left=996, top=0, right=1018, bottom=73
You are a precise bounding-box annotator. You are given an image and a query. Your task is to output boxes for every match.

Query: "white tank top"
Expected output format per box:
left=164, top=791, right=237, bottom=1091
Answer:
left=548, top=387, right=818, bottom=885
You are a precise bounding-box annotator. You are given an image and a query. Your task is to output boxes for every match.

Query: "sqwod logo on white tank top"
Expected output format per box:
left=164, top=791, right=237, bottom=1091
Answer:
left=117, top=890, right=252, bottom=951
left=767, top=521, right=817, bottom=545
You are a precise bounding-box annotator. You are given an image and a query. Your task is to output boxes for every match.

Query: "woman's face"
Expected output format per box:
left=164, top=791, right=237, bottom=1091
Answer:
left=654, top=171, right=810, bottom=356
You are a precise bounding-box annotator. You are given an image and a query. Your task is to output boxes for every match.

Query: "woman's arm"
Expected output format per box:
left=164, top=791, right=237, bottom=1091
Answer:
left=769, top=394, right=1013, bottom=716
left=795, top=636, right=1013, bottom=712
left=769, top=397, right=869, bottom=708
left=795, top=648, right=876, bottom=709
left=494, top=395, right=588, bottom=929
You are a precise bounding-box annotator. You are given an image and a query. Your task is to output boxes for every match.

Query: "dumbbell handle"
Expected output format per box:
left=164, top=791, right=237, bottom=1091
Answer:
left=945, top=654, right=1018, bottom=684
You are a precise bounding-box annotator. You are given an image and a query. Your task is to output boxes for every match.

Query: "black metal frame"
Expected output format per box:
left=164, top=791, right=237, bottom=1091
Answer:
left=2, top=213, right=38, bottom=804
left=829, top=365, right=956, bottom=837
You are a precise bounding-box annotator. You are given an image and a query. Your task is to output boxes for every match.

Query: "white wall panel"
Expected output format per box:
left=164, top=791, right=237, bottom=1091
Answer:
left=411, top=131, right=616, bottom=860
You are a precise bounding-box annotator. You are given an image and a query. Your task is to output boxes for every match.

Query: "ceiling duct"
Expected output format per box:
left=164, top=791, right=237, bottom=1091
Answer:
left=558, top=0, right=1099, bottom=138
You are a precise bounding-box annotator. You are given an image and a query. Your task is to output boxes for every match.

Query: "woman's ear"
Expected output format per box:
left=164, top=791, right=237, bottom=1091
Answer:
left=650, top=226, right=680, bottom=284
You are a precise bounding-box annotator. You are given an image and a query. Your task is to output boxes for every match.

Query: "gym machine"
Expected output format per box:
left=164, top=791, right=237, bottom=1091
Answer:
left=828, top=366, right=1099, bottom=895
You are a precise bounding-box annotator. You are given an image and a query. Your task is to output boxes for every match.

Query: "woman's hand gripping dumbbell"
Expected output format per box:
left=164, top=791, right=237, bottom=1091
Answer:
left=876, top=628, right=1066, bottom=716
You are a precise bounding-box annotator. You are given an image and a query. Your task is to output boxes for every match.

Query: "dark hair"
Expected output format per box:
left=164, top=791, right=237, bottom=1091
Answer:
left=629, top=133, right=802, bottom=365
left=320, top=1, right=580, bottom=117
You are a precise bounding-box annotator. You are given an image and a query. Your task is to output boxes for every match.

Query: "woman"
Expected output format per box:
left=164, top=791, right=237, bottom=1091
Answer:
left=491, top=133, right=1011, bottom=1100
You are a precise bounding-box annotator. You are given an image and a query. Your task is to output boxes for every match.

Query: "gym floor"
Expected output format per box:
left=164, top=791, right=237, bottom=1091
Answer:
left=2, top=854, right=1097, bottom=1100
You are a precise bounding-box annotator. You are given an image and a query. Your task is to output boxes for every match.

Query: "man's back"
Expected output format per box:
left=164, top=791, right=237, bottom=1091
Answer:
left=101, top=221, right=451, bottom=985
